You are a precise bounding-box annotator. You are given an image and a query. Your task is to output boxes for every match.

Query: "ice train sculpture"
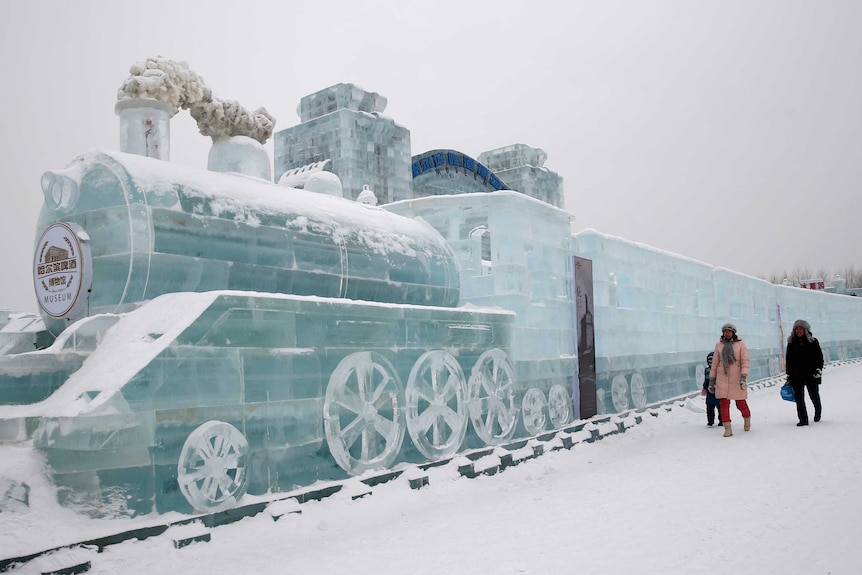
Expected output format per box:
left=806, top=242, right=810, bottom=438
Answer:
left=2, top=150, right=523, bottom=515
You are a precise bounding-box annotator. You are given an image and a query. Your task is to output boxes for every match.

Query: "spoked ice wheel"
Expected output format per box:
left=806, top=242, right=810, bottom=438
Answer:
left=547, top=384, right=572, bottom=428
left=467, top=349, right=518, bottom=445
left=406, top=350, right=469, bottom=460
left=630, top=372, right=647, bottom=409
left=324, top=351, right=406, bottom=475
left=522, top=387, right=548, bottom=436
left=178, top=421, right=249, bottom=513
left=611, top=374, right=630, bottom=412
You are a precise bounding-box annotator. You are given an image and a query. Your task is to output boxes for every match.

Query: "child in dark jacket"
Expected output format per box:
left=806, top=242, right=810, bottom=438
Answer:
left=701, top=352, right=722, bottom=426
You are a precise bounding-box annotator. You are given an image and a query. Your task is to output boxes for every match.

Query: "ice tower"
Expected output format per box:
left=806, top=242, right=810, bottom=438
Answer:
left=273, top=84, right=412, bottom=203
left=478, top=144, right=564, bottom=208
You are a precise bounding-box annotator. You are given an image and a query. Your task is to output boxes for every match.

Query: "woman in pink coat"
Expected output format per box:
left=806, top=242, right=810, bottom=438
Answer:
left=708, top=323, right=751, bottom=437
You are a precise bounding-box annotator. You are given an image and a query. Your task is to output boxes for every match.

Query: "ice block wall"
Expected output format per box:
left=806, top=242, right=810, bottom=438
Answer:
left=572, top=229, right=862, bottom=414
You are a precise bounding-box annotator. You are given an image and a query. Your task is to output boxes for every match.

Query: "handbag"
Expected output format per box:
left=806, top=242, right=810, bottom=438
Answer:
left=780, top=384, right=795, bottom=402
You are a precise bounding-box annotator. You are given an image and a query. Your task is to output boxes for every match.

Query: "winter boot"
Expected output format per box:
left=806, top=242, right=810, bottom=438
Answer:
left=723, top=422, right=733, bottom=437
left=744, top=418, right=751, bottom=432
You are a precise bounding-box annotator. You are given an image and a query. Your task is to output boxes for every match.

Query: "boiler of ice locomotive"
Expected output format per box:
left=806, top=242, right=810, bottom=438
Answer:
left=33, top=150, right=460, bottom=335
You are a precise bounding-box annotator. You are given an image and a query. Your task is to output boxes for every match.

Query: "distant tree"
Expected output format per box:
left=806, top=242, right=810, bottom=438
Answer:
left=764, top=265, right=862, bottom=288
left=842, top=265, right=862, bottom=288
left=769, top=272, right=787, bottom=284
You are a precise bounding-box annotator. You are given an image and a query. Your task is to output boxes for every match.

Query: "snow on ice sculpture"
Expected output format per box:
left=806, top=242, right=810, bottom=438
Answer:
left=304, top=171, right=343, bottom=197
left=207, top=135, right=272, bottom=181
left=356, top=185, right=378, bottom=206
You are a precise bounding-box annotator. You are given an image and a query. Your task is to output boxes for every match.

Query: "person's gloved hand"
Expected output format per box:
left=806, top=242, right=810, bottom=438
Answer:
left=740, top=375, right=748, bottom=390
left=708, top=378, right=716, bottom=394
left=814, top=369, right=822, bottom=380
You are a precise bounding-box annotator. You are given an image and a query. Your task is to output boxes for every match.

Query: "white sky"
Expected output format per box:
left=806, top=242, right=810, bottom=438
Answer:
left=2, top=0, right=862, bottom=313
left=4, top=361, right=860, bottom=574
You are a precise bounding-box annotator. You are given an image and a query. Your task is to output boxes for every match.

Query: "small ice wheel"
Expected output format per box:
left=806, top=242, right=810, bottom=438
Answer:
left=547, top=384, right=572, bottom=428
left=630, top=372, right=647, bottom=409
left=177, top=420, right=249, bottom=513
left=611, top=374, right=630, bottom=412
left=521, top=387, right=548, bottom=435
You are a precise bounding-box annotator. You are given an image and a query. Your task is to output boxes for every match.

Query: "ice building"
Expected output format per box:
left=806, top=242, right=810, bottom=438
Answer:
left=477, top=144, right=565, bottom=208
left=273, top=84, right=412, bottom=203
left=271, top=84, right=565, bottom=208
left=388, top=191, right=579, bottom=427
left=3, top=62, right=862, bottom=520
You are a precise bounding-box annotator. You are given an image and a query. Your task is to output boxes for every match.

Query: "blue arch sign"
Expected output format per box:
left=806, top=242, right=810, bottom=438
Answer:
left=411, top=150, right=508, bottom=192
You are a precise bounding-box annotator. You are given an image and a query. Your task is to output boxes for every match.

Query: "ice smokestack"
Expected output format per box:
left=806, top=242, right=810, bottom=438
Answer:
left=115, top=97, right=175, bottom=160
left=116, top=57, right=276, bottom=145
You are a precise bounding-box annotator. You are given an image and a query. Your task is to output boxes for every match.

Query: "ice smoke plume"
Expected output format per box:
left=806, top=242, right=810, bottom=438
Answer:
left=117, top=57, right=276, bottom=144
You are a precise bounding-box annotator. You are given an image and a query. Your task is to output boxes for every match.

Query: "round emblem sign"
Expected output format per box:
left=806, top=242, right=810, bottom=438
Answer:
left=33, top=221, right=92, bottom=319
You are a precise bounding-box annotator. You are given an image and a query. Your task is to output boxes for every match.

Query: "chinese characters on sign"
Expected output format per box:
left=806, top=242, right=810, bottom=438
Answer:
left=799, top=279, right=826, bottom=290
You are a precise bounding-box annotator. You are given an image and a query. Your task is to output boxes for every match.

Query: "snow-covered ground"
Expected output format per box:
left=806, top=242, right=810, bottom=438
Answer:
left=4, top=362, right=861, bottom=574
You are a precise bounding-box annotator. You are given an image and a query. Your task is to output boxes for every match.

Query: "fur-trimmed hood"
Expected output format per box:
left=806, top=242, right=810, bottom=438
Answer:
left=789, top=319, right=815, bottom=343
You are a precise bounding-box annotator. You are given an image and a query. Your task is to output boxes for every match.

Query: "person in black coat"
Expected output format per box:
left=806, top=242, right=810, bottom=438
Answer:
left=785, top=319, right=824, bottom=426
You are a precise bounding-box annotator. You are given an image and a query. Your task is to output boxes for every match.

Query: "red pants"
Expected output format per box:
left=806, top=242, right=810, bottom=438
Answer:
left=719, top=398, right=751, bottom=423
